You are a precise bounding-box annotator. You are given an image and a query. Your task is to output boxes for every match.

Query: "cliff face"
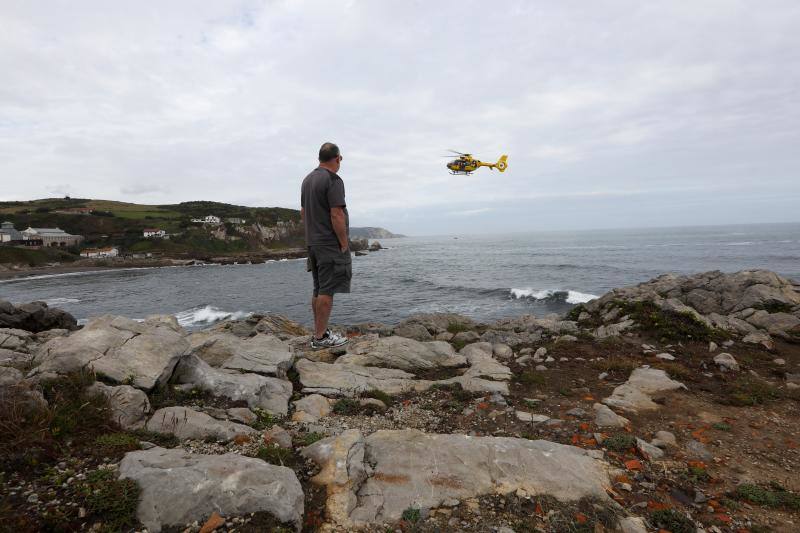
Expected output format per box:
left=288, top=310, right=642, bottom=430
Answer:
left=349, top=226, right=405, bottom=239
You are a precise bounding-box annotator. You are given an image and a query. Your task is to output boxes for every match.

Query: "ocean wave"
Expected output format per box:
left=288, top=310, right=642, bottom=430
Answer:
left=43, top=297, right=80, bottom=305
left=174, top=305, right=251, bottom=328
left=510, top=288, right=598, bottom=304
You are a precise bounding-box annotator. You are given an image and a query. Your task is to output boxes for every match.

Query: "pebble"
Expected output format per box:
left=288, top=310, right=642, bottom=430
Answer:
left=535, top=365, right=547, bottom=371
left=655, top=353, right=675, bottom=361
left=598, top=372, right=609, bottom=380
left=774, top=358, right=786, bottom=365
left=544, top=356, right=555, bottom=363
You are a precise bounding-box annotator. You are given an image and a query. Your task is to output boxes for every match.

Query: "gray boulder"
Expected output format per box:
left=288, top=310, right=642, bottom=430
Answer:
left=337, top=336, right=466, bottom=370
left=592, top=403, right=629, bottom=428
left=172, top=354, right=292, bottom=415
left=291, top=393, right=332, bottom=423
left=746, top=310, right=800, bottom=338
left=602, top=367, right=687, bottom=413
left=394, top=313, right=475, bottom=336
left=713, top=352, right=740, bottom=372
left=88, top=382, right=151, bottom=430
left=393, top=322, right=433, bottom=341
left=119, top=447, right=303, bottom=532
left=145, top=406, right=255, bottom=442
left=31, top=315, right=188, bottom=391
left=187, top=331, right=294, bottom=377
left=0, top=300, right=77, bottom=332
left=302, top=429, right=611, bottom=527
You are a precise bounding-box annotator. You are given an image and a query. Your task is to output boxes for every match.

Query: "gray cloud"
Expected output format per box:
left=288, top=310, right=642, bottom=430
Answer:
left=1, top=1, right=799, bottom=234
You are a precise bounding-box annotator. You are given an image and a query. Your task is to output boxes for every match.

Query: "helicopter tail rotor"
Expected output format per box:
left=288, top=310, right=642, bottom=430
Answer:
left=495, top=155, right=508, bottom=172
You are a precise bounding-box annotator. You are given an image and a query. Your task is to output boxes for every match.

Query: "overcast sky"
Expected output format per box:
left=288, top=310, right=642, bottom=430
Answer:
left=2, top=1, right=799, bottom=235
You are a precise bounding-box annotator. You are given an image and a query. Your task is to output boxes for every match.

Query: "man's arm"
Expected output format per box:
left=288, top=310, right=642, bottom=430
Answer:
left=330, top=207, right=348, bottom=251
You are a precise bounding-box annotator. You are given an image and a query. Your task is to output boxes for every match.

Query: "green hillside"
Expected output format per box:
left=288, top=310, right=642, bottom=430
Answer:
left=0, top=198, right=302, bottom=258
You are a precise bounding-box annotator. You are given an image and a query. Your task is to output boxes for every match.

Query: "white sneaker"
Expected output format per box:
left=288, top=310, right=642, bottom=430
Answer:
left=310, top=329, right=348, bottom=350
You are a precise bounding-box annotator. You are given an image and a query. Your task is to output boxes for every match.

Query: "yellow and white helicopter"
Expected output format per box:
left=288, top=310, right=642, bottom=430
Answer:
left=445, top=150, right=508, bottom=175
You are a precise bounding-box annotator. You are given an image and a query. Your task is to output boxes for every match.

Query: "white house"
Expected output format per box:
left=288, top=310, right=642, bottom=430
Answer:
left=21, top=227, right=83, bottom=247
left=226, top=217, right=246, bottom=224
left=143, top=228, right=166, bottom=238
left=80, top=247, right=119, bottom=258
left=190, top=215, right=221, bottom=224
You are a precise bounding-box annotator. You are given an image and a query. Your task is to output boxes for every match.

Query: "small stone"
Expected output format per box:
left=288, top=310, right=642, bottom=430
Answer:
left=598, top=372, right=609, bottom=380
left=535, top=365, right=547, bottom=371
left=773, top=358, right=786, bottom=365
left=27, top=493, right=38, bottom=504
left=534, top=347, right=547, bottom=358
left=654, top=430, right=676, bottom=446
left=199, top=511, right=225, bottom=533
left=263, top=425, right=292, bottom=449
left=593, top=403, right=629, bottom=428
left=708, top=342, right=718, bottom=352
left=636, top=438, right=665, bottom=460
left=565, top=407, right=587, bottom=417
left=545, top=356, right=555, bottom=363
left=655, top=353, right=675, bottom=361
left=714, top=353, right=739, bottom=372
left=619, top=482, right=632, bottom=491
left=78, top=507, right=86, bottom=518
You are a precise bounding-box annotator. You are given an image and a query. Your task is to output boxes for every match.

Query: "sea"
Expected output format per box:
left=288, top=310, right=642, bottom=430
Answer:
left=1, top=223, right=798, bottom=330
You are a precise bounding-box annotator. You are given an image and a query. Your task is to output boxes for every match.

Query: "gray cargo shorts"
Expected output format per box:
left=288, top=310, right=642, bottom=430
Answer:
left=307, top=245, right=352, bottom=296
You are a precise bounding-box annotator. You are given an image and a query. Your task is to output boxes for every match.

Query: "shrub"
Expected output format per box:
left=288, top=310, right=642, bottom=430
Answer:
left=603, top=433, right=636, bottom=452
left=78, top=469, right=140, bottom=532
left=734, top=483, right=800, bottom=510
left=515, top=370, right=546, bottom=386
left=362, top=389, right=394, bottom=407
left=95, top=432, right=141, bottom=450
left=332, top=398, right=360, bottom=415
left=649, top=509, right=696, bottom=533
left=401, top=507, right=421, bottom=523
left=617, top=300, right=716, bottom=342
left=447, top=321, right=471, bottom=334
left=256, top=445, right=295, bottom=467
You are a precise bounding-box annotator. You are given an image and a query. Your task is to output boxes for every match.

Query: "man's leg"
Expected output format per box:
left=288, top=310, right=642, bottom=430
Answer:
left=311, top=296, right=319, bottom=336
left=314, top=294, right=333, bottom=339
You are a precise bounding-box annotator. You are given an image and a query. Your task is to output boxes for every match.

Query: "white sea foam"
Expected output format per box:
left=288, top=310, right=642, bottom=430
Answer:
left=43, top=297, right=80, bottom=305
left=174, top=305, right=251, bottom=328
left=510, top=288, right=598, bottom=304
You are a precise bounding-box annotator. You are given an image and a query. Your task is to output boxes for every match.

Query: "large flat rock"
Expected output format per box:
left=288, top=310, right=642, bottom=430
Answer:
left=145, top=406, right=255, bottom=442
left=187, top=331, right=294, bottom=377
left=173, top=354, right=293, bottom=415
left=337, top=336, right=466, bottom=370
left=31, top=315, right=188, bottom=391
left=119, top=447, right=303, bottom=532
left=302, top=429, right=611, bottom=527
left=296, top=358, right=432, bottom=396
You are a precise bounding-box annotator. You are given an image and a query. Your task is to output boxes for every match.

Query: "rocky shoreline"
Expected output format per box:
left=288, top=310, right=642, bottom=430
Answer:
left=1, top=269, right=799, bottom=532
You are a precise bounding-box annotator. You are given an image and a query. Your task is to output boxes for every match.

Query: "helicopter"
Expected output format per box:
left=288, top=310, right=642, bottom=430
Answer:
left=445, top=150, right=508, bottom=175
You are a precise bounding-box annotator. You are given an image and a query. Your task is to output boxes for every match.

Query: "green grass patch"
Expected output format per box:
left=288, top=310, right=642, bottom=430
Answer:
left=0, top=246, right=78, bottom=266
left=733, top=483, right=800, bottom=510
left=720, top=377, right=783, bottom=406
left=401, top=507, right=421, bottom=523
left=565, top=304, right=586, bottom=322
left=602, top=433, right=636, bottom=452
left=514, top=370, right=547, bottom=386
left=592, top=357, right=640, bottom=374
left=296, top=432, right=326, bottom=447
left=649, top=509, right=695, bottom=533
left=95, top=432, right=141, bottom=450
left=712, top=422, right=732, bottom=431
left=332, top=398, right=361, bottom=415
left=251, top=408, right=276, bottom=430
left=256, top=445, right=296, bottom=467
left=617, top=299, right=718, bottom=342
left=78, top=469, right=140, bottom=532
left=362, top=389, right=394, bottom=407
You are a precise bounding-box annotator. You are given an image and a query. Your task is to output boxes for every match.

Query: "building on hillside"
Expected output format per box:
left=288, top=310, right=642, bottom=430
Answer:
left=0, top=221, right=23, bottom=243
left=80, top=246, right=119, bottom=258
left=226, top=217, right=246, bottom=224
left=21, top=227, right=83, bottom=247
left=190, top=215, right=221, bottom=224
left=143, top=228, right=166, bottom=238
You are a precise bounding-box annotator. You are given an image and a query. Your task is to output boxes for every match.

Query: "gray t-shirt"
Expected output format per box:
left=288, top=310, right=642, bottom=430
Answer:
left=301, top=167, right=349, bottom=246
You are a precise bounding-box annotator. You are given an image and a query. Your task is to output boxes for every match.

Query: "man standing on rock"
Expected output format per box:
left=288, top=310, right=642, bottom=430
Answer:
left=300, top=142, right=351, bottom=349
